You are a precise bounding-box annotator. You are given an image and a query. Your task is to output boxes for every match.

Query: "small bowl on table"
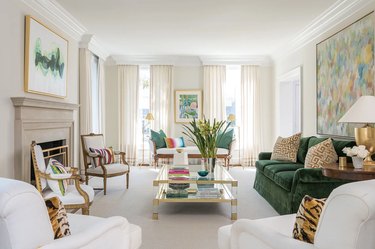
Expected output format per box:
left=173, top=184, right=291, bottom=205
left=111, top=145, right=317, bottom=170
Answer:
left=197, top=170, right=209, bottom=177
left=176, top=148, right=184, bottom=153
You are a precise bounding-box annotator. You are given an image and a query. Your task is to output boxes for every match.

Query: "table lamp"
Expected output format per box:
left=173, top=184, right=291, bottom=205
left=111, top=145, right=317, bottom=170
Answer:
left=338, top=96, right=375, bottom=165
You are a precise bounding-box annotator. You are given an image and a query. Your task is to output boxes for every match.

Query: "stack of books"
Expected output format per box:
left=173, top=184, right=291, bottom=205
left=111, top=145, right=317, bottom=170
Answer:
left=168, top=166, right=190, bottom=180
left=196, top=188, right=222, bottom=198
left=166, top=189, right=188, bottom=198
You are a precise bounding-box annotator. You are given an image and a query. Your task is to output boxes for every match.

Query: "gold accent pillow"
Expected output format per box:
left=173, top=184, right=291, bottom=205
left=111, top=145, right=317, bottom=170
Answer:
left=270, top=133, right=301, bottom=162
left=304, top=138, right=338, bottom=168
left=45, top=197, right=71, bottom=239
left=293, top=195, right=326, bottom=244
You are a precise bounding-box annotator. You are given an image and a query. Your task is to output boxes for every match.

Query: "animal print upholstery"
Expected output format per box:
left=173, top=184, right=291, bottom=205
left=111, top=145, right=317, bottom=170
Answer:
left=270, top=133, right=301, bottom=162
left=304, top=138, right=338, bottom=168
left=45, top=197, right=71, bottom=239
left=293, top=195, right=326, bottom=244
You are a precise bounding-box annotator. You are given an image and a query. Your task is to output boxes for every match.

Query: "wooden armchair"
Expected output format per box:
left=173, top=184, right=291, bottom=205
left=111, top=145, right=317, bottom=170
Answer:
left=81, top=133, right=130, bottom=195
left=31, top=142, right=93, bottom=215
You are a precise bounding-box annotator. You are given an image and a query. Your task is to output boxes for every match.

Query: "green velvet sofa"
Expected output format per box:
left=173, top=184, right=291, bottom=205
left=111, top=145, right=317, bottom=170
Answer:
left=253, top=136, right=356, bottom=215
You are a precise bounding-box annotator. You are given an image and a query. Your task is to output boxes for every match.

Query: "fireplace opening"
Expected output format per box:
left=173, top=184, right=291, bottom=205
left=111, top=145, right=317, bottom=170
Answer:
left=30, top=139, right=66, bottom=185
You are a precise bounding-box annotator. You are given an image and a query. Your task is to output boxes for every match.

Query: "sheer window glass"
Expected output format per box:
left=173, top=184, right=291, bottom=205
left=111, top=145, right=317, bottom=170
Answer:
left=90, top=55, right=100, bottom=133
left=225, top=65, right=241, bottom=163
left=138, top=66, right=151, bottom=152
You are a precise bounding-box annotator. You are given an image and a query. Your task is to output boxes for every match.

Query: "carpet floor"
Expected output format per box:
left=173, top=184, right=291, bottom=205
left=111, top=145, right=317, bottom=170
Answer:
left=88, top=166, right=278, bottom=249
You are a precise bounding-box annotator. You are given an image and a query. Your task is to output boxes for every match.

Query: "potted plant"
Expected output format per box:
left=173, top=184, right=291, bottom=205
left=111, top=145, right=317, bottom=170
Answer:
left=183, top=118, right=231, bottom=172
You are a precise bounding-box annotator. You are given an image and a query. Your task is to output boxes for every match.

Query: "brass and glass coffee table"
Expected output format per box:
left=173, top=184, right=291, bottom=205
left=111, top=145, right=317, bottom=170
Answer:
left=152, top=164, right=238, bottom=220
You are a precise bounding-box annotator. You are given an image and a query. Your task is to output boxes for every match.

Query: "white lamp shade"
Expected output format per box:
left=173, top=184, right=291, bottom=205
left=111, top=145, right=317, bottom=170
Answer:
left=338, top=96, right=375, bottom=124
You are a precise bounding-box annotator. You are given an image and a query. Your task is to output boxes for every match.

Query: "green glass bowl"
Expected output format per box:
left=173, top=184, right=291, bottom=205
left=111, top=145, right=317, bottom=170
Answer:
left=198, top=170, right=209, bottom=177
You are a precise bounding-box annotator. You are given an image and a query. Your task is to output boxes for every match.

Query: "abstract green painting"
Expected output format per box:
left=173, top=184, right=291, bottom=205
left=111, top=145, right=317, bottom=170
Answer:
left=25, top=16, right=68, bottom=98
left=175, top=90, right=202, bottom=123
left=317, top=12, right=374, bottom=137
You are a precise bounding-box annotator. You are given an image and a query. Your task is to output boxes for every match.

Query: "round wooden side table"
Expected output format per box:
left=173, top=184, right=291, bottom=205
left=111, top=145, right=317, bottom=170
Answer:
left=322, top=163, right=375, bottom=181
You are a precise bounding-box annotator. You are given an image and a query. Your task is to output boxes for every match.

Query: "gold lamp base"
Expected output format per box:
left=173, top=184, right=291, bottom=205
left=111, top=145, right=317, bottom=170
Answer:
left=355, top=126, right=375, bottom=166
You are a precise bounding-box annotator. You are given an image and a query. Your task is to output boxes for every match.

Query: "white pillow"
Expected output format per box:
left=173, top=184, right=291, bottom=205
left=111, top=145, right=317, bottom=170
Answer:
left=46, top=159, right=71, bottom=196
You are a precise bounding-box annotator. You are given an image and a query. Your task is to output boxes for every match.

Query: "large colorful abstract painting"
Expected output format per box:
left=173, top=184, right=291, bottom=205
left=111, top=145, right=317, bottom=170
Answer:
left=317, top=12, right=374, bottom=137
left=25, top=16, right=68, bottom=98
left=175, top=90, right=202, bottom=123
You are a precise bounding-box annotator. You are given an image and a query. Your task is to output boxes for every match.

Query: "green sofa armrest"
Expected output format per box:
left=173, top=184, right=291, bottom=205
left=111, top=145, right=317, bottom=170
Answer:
left=290, top=167, right=352, bottom=213
left=259, top=152, right=272, bottom=160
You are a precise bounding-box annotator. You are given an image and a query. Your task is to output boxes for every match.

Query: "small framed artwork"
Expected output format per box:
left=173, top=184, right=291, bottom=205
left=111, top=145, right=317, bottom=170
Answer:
left=175, top=90, right=202, bottom=123
left=24, top=15, right=68, bottom=98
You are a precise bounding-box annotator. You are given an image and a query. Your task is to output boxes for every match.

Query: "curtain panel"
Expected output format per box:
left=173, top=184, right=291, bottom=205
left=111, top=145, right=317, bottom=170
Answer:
left=118, top=65, right=139, bottom=164
left=203, top=65, right=226, bottom=121
left=79, top=48, right=93, bottom=135
left=150, top=65, right=173, bottom=135
left=240, top=65, right=263, bottom=165
left=98, top=58, right=106, bottom=137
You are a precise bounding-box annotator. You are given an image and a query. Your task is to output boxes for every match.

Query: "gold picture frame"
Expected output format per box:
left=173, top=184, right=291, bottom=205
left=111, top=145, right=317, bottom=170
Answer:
left=24, top=15, right=68, bottom=98
left=175, top=90, right=202, bottom=123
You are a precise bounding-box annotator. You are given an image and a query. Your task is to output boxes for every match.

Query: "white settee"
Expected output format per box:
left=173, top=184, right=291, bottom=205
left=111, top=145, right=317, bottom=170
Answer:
left=0, top=177, right=142, bottom=249
left=218, top=179, right=375, bottom=249
left=150, top=140, right=234, bottom=167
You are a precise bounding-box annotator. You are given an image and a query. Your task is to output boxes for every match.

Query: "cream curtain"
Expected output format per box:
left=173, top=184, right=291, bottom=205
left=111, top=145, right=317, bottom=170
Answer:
left=150, top=65, right=173, bottom=134
left=79, top=48, right=93, bottom=135
left=203, top=65, right=226, bottom=120
left=98, top=58, right=106, bottom=136
left=118, top=65, right=139, bottom=163
left=240, top=65, right=263, bottom=165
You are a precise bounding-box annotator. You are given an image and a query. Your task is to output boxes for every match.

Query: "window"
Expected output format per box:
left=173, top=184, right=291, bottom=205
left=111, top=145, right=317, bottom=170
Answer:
left=225, top=65, right=241, bottom=163
left=91, top=55, right=100, bottom=133
left=138, top=66, right=151, bottom=152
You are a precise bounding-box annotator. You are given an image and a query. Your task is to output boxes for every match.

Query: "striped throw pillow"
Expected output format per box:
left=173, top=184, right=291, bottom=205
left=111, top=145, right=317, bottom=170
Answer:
left=89, top=147, right=114, bottom=167
left=165, top=137, right=185, bottom=148
left=46, top=159, right=69, bottom=196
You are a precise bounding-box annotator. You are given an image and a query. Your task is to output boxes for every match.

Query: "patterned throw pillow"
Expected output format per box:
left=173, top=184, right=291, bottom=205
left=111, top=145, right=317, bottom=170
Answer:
left=271, top=133, right=301, bottom=162
left=304, top=138, right=338, bottom=168
left=89, top=147, right=114, bottom=167
left=45, top=197, right=71, bottom=239
left=293, top=195, right=326, bottom=244
left=165, top=137, right=185, bottom=148
left=46, top=159, right=69, bottom=196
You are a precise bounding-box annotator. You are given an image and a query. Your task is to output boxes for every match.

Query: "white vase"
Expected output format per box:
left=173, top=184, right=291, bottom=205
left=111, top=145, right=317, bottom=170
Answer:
left=352, top=156, right=364, bottom=169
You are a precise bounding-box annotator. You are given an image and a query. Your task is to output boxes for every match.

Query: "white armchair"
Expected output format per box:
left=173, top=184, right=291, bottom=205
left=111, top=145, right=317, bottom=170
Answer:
left=218, top=179, right=375, bottom=249
left=0, top=177, right=142, bottom=249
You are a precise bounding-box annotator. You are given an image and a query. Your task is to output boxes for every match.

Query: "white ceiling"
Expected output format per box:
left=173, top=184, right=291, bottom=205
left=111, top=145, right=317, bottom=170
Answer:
left=56, top=0, right=338, bottom=56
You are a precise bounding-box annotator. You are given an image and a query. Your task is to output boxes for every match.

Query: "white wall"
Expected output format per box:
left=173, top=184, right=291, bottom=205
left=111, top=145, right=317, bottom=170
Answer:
left=273, top=6, right=375, bottom=141
left=0, top=0, right=80, bottom=178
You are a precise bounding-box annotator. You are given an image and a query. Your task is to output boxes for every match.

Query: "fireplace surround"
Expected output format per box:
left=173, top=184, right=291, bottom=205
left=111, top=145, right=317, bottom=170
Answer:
left=12, top=97, right=79, bottom=183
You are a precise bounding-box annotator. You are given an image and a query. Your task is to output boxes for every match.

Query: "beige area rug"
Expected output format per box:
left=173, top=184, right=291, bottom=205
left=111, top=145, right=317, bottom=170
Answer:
left=88, top=166, right=278, bottom=249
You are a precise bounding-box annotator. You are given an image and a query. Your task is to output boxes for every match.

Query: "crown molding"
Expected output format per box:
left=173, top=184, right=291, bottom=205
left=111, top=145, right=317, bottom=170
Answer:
left=22, top=0, right=87, bottom=41
left=272, top=0, right=374, bottom=61
left=80, top=34, right=110, bottom=60
left=111, top=55, right=203, bottom=66
left=199, top=55, right=272, bottom=66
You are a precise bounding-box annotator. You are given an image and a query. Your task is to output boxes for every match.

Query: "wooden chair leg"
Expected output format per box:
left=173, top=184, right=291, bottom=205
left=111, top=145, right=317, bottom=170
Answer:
left=126, top=173, right=129, bottom=189
left=103, top=177, right=107, bottom=195
left=85, top=174, right=88, bottom=185
left=82, top=208, right=89, bottom=215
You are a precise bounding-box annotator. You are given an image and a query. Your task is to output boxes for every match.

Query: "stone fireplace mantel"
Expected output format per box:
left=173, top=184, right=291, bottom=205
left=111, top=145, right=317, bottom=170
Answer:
left=11, top=97, right=79, bottom=182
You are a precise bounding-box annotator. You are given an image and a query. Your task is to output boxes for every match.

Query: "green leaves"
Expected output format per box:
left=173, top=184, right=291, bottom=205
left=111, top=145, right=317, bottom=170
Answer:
left=182, top=117, right=231, bottom=158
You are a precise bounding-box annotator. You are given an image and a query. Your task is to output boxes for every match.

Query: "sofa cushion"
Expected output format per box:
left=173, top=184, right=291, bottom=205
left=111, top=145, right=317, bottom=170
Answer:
left=217, top=128, right=234, bottom=149
left=255, top=160, right=290, bottom=172
left=297, top=137, right=314, bottom=164
left=305, top=138, right=338, bottom=168
left=263, top=163, right=304, bottom=180
left=151, top=129, right=167, bottom=149
left=307, top=137, right=327, bottom=149
left=273, top=171, right=296, bottom=191
left=271, top=133, right=301, bottom=162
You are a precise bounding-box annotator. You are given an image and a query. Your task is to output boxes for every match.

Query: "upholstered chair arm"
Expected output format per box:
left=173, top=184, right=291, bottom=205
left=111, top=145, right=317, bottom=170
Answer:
left=227, top=139, right=235, bottom=155
left=258, top=152, right=272, bottom=160
left=39, top=216, right=131, bottom=249
left=229, top=219, right=315, bottom=249
left=149, top=140, right=157, bottom=155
